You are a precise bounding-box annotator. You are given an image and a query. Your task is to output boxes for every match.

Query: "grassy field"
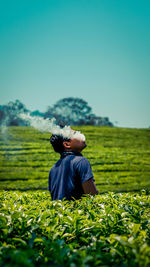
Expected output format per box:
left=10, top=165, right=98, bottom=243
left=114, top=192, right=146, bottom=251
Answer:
left=0, top=126, right=150, bottom=266
left=0, top=126, right=150, bottom=192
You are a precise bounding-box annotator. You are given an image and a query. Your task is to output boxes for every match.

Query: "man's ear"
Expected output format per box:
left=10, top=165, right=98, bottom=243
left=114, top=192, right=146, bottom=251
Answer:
left=63, top=141, right=71, bottom=149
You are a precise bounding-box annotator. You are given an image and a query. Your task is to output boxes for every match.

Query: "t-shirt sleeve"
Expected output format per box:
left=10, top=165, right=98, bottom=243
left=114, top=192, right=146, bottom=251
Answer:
left=75, top=158, right=94, bottom=184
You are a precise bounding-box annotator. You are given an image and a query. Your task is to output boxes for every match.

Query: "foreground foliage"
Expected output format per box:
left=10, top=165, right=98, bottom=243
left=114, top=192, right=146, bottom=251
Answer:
left=0, top=190, right=150, bottom=266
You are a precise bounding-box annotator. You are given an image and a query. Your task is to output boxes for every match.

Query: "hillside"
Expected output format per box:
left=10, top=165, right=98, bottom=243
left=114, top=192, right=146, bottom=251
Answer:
left=0, top=126, right=150, bottom=193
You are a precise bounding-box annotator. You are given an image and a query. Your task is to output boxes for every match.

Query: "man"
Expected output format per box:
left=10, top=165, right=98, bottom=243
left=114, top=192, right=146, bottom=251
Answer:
left=48, top=133, right=98, bottom=200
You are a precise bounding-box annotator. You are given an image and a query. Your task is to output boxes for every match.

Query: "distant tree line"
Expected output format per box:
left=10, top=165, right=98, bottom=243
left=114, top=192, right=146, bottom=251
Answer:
left=0, top=100, right=29, bottom=126
left=0, top=98, right=114, bottom=127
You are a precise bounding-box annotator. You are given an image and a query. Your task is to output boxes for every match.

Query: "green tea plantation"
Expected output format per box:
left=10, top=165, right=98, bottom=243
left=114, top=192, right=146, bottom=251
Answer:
left=0, top=126, right=150, bottom=266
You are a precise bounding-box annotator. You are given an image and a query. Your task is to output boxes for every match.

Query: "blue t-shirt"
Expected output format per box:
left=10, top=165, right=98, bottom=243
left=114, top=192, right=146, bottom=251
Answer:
left=48, top=151, right=94, bottom=200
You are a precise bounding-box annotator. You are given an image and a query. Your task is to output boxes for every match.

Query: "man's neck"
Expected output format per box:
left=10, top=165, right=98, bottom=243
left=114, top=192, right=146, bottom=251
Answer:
left=64, top=149, right=82, bottom=153
left=60, top=151, right=82, bottom=158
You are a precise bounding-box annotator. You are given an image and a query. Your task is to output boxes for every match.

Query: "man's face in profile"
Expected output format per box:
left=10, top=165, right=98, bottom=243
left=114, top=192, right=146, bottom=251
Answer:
left=70, top=138, right=87, bottom=152
left=63, top=138, right=87, bottom=153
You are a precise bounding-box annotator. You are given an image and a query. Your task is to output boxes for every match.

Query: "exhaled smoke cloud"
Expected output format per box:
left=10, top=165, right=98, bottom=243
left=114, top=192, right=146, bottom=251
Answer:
left=0, top=115, right=10, bottom=140
left=19, top=113, right=86, bottom=141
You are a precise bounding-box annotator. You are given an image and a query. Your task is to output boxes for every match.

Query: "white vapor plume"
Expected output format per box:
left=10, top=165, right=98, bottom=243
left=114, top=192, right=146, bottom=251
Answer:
left=19, top=113, right=86, bottom=141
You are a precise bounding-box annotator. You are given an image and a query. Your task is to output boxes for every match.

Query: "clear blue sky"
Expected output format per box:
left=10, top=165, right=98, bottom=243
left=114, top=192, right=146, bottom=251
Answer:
left=0, top=0, right=150, bottom=128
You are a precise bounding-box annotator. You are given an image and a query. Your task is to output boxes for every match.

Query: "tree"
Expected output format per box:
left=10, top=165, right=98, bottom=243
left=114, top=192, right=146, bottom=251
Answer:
left=45, top=97, right=113, bottom=126
left=45, top=97, right=94, bottom=126
left=0, top=100, right=29, bottom=126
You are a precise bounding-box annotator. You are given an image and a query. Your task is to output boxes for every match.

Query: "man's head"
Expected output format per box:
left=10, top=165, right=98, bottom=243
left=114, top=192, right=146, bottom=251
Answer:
left=50, top=134, right=87, bottom=154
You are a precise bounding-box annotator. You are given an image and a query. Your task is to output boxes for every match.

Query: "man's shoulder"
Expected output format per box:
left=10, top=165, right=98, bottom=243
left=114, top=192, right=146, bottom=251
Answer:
left=72, top=155, right=90, bottom=167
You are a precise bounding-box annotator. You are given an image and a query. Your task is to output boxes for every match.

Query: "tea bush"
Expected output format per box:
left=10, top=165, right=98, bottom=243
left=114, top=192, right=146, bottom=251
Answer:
left=0, top=191, right=150, bottom=266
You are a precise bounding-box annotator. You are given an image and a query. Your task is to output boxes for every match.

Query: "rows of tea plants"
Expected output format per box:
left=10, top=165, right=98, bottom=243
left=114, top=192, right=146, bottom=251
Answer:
left=0, top=126, right=150, bottom=192
left=0, top=190, right=150, bottom=266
